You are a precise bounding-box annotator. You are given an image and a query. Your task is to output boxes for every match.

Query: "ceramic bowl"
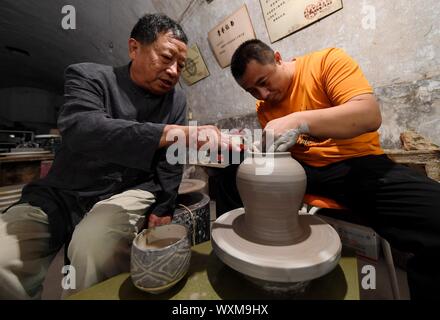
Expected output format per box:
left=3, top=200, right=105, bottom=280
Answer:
left=130, top=224, right=191, bottom=294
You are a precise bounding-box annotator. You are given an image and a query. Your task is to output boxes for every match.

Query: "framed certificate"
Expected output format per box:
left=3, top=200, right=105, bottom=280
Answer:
left=208, top=5, right=256, bottom=68
left=260, top=0, right=343, bottom=43
left=181, top=44, right=210, bottom=86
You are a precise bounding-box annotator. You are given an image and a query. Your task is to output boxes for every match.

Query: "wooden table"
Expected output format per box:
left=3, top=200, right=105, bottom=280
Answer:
left=68, top=241, right=359, bottom=300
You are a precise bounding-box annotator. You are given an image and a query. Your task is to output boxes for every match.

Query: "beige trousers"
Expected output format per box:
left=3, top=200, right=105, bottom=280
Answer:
left=0, top=189, right=155, bottom=299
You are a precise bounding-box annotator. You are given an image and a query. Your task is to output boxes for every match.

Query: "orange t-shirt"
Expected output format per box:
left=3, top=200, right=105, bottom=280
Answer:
left=256, top=47, right=384, bottom=167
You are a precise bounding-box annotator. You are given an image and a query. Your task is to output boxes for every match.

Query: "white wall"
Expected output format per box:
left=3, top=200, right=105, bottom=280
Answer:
left=171, top=0, right=440, bottom=123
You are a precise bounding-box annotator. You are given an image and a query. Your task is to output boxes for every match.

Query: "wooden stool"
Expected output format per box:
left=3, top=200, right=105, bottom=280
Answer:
left=303, top=194, right=401, bottom=300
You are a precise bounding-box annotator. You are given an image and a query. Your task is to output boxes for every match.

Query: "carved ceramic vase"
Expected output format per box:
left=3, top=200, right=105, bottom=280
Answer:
left=236, top=152, right=307, bottom=245
left=130, top=224, right=191, bottom=294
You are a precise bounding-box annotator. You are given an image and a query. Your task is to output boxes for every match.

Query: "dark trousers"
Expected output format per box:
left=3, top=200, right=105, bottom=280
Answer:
left=212, top=154, right=440, bottom=300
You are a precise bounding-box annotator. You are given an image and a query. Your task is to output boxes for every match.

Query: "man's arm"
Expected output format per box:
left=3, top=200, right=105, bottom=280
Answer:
left=59, top=64, right=224, bottom=168
left=59, top=64, right=166, bottom=171
left=264, top=93, right=382, bottom=141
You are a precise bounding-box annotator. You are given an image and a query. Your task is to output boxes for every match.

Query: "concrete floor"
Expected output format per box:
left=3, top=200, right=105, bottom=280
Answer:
left=41, top=200, right=411, bottom=300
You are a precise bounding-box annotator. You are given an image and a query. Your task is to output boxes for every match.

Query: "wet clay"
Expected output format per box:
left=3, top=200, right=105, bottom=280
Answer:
left=237, top=152, right=306, bottom=245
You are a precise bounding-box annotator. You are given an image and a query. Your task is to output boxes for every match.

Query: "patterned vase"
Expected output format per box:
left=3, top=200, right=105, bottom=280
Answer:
left=130, top=224, right=191, bottom=294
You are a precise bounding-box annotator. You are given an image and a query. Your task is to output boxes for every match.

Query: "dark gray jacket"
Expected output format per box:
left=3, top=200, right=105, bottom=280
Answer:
left=17, top=62, right=186, bottom=250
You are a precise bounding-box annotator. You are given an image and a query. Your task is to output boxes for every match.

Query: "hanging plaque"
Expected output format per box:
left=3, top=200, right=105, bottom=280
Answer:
left=208, top=5, right=256, bottom=68
left=260, top=0, right=343, bottom=43
left=181, top=44, right=210, bottom=86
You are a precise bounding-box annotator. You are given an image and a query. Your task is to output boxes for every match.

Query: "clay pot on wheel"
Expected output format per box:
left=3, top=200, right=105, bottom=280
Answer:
left=237, top=152, right=307, bottom=245
left=211, top=152, right=341, bottom=294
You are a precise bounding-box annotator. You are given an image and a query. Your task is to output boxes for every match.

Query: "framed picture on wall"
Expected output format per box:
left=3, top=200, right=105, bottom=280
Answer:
left=260, top=0, right=343, bottom=43
left=208, top=4, right=256, bottom=68
left=181, top=44, right=210, bottom=86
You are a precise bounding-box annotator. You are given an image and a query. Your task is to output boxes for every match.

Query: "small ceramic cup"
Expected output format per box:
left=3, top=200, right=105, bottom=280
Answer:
left=130, top=224, right=191, bottom=294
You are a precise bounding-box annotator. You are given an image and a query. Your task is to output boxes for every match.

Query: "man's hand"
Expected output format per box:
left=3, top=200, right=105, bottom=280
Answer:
left=148, top=213, right=172, bottom=229
left=194, top=125, right=243, bottom=152
left=263, top=113, right=309, bottom=152
left=270, top=129, right=301, bottom=152
left=161, top=124, right=242, bottom=152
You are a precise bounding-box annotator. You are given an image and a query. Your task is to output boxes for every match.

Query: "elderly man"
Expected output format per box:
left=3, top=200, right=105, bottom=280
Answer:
left=218, top=39, right=440, bottom=300
left=0, top=13, right=224, bottom=299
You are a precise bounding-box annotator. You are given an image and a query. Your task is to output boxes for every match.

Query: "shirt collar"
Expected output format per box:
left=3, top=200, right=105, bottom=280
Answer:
left=118, top=62, right=160, bottom=98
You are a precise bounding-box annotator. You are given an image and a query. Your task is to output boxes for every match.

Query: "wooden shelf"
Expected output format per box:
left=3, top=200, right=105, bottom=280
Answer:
left=0, top=153, right=55, bottom=187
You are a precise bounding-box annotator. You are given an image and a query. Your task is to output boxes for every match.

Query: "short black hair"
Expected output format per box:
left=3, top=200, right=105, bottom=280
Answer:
left=130, top=13, right=188, bottom=45
left=230, top=39, right=275, bottom=80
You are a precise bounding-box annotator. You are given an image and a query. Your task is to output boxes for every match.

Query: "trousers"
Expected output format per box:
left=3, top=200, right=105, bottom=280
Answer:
left=213, top=154, right=440, bottom=300
left=0, top=189, right=155, bottom=299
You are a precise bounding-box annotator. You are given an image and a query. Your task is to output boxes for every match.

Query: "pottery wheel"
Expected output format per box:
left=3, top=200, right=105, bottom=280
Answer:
left=211, top=208, right=342, bottom=283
